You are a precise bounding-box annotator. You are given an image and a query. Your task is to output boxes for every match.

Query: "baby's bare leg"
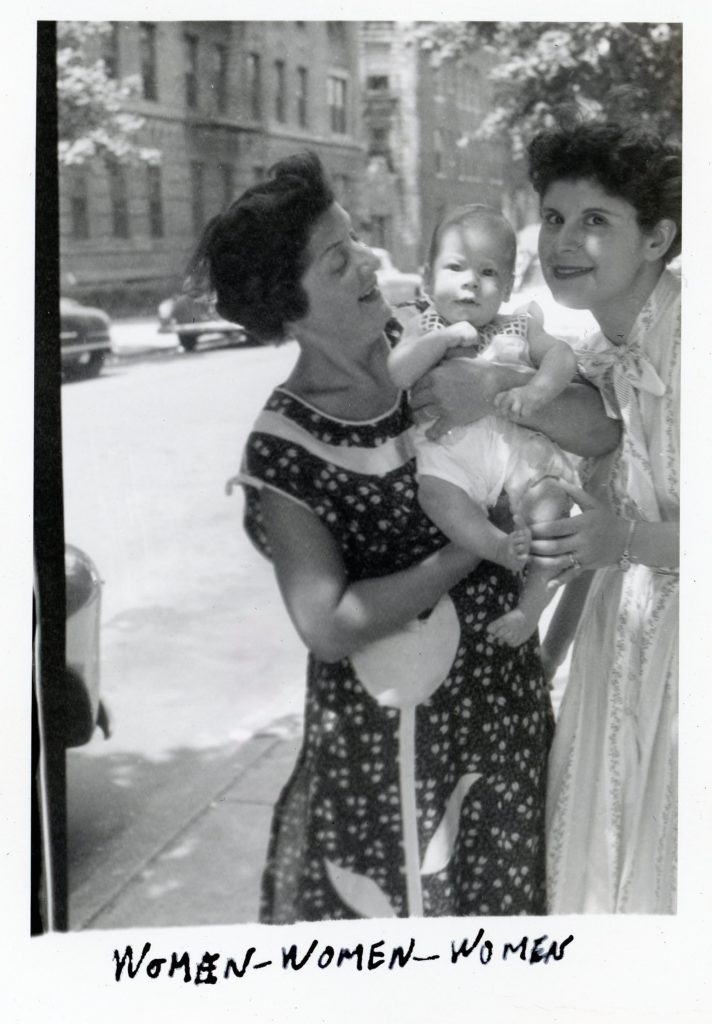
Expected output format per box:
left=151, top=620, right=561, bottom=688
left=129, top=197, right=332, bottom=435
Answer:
left=487, top=477, right=571, bottom=647
left=418, top=475, right=529, bottom=572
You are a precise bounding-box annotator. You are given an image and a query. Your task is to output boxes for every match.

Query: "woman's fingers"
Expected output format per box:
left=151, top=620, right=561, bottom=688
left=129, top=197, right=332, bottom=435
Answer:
left=557, top=479, right=603, bottom=510
left=530, top=516, right=579, bottom=539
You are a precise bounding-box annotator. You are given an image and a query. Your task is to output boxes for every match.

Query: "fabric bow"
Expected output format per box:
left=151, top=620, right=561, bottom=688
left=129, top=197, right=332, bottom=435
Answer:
left=577, top=342, right=666, bottom=417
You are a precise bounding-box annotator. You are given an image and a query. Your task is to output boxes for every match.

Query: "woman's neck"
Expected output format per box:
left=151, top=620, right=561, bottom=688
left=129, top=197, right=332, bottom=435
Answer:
left=285, top=331, right=398, bottom=420
left=594, top=263, right=665, bottom=345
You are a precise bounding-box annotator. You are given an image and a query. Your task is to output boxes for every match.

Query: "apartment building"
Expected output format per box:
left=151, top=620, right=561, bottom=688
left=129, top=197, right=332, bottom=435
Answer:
left=60, top=21, right=364, bottom=312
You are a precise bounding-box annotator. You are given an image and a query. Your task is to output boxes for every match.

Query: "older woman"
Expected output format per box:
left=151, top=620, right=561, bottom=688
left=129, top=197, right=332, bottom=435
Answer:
left=526, top=123, right=681, bottom=914
left=193, top=152, right=618, bottom=922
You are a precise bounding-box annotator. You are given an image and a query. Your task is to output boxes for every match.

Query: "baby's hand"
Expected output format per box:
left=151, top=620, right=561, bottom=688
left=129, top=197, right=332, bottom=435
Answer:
left=441, top=321, right=480, bottom=350
left=494, top=383, right=547, bottom=420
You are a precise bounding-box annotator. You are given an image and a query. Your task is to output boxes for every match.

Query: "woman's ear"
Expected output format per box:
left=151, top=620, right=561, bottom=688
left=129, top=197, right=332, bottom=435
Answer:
left=645, top=218, right=678, bottom=262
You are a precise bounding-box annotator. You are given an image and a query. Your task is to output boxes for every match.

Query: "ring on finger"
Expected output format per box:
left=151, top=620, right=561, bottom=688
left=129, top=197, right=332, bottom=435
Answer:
left=568, top=552, right=582, bottom=572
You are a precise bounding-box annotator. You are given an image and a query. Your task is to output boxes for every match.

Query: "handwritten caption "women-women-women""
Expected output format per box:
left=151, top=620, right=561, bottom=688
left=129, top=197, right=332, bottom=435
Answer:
left=113, top=929, right=574, bottom=984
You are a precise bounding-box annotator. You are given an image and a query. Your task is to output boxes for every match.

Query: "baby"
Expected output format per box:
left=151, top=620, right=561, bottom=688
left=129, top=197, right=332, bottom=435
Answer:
left=389, top=204, right=580, bottom=646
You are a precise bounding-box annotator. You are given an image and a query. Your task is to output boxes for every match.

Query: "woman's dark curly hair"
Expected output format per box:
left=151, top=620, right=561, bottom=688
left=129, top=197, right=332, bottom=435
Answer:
left=527, top=122, right=681, bottom=263
left=188, top=151, right=335, bottom=340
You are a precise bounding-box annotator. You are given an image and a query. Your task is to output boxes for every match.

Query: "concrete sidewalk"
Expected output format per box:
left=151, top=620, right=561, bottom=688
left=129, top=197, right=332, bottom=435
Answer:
left=75, top=717, right=302, bottom=931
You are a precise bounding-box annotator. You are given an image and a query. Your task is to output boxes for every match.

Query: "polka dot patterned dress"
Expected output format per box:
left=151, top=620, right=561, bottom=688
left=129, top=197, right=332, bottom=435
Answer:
left=239, top=385, right=553, bottom=921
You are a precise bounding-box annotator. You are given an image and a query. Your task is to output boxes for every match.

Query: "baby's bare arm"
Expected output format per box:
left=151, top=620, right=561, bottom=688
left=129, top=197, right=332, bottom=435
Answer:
left=495, top=319, right=578, bottom=417
left=388, top=320, right=479, bottom=389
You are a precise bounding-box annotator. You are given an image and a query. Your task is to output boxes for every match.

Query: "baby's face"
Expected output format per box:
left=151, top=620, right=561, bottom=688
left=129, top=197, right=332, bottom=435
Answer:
left=429, top=222, right=514, bottom=327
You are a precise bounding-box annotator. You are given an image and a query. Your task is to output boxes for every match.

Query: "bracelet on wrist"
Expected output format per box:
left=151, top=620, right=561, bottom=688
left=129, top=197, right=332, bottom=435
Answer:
left=618, top=519, right=638, bottom=572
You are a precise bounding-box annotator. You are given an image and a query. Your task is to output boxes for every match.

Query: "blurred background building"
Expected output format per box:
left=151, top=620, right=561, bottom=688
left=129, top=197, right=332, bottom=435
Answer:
left=59, top=20, right=525, bottom=315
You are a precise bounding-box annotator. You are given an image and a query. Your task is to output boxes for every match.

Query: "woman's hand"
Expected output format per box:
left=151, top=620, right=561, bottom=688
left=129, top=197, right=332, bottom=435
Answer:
left=410, top=360, right=517, bottom=439
left=529, top=480, right=629, bottom=587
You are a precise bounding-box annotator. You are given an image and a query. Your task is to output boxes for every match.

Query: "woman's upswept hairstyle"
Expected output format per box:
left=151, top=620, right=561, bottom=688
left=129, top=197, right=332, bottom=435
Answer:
left=527, top=122, right=682, bottom=263
left=188, top=151, right=335, bottom=340
left=426, top=204, right=517, bottom=277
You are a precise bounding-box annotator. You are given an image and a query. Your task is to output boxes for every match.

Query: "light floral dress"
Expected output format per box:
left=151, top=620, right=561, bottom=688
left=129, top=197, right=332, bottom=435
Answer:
left=546, top=269, right=680, bottom=914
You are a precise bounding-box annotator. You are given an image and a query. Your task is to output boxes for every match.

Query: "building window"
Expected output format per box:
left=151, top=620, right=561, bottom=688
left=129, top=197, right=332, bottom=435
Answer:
left=103, top=23, right=120, bottom=79
left=247, top=52, right=261, bottom=119
left=372, top=215, right=388, bottom=249
left=211, top=43, right=229, bottom=114
left=108, top=162, right=129, bottom=238
left=69, top=174, right=90, bottom=240
left=184, top=33, right=199, bottom=108
left=370, top=126, right=389, bottom=154
left=220, top=162, right=234, bottom=209
left=332, top=174, right=350, bottom=206
left=139, top=22, right=158, bottom=101
left=190, top=161, right=205, bottom=236
left=296, top=66, right=308, bottom=127
left=366, top=75, right=389, bottom=91
left=274, top=60, right=286, bottom=122
left=434, top=128, right=445, bottom=175
left=147, top=164, right=163, bottom=238
left=328, top=76, right=348, bottom=134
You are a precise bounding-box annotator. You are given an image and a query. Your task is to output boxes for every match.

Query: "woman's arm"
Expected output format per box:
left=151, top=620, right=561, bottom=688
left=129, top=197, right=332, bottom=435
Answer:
left=261, top=488, right=479, bottom=663
left=411, top=358, right=621, bottom=457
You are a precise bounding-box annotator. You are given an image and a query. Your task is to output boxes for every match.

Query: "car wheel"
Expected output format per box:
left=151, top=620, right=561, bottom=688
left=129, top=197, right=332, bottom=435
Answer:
left=69, top=350, right=105, bottom=380
left=179, top=334, right=199, bottom=352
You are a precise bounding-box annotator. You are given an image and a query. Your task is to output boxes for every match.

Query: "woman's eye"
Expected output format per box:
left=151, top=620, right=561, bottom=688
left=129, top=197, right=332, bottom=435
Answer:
left=445, top=262, right=462, bottom=271
left=542, top=211, right=562, bottom=226
left=585, top=214, right=607, bottom=227
left=482, top=268, right=497, bottom=277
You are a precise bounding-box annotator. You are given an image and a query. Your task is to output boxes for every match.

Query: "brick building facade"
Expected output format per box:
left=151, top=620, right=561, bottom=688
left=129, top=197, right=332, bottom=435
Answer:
left=60, top=21, right=365, bottom=313
left=59, top=21, right=530, bottom=312
left=359, top=22, right=529, bottom=275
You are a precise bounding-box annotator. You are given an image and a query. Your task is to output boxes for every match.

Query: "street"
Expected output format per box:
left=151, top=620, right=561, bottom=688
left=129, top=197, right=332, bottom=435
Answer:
left=61, top=322, right=307, bottom=927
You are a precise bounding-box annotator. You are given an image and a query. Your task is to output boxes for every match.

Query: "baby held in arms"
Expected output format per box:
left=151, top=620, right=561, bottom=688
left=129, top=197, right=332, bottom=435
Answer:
left=389, top=204, right=580, bottom=646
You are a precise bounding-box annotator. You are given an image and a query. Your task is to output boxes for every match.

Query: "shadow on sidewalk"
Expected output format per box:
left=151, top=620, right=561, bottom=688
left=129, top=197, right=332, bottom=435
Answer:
left=68, top=716, right=302, bottom=931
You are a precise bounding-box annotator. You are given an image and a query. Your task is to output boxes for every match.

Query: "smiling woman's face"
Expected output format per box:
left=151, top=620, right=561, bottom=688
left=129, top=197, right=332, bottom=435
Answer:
left=537, top=178, right=662, bottom=328
left=290, top=203, right=391, bottom=344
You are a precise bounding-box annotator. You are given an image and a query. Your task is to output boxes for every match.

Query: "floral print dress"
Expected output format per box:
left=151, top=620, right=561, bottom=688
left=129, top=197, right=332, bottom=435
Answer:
left=239, top=384, right=554, bottom=921
left=546, top=269, right=680, bottom=913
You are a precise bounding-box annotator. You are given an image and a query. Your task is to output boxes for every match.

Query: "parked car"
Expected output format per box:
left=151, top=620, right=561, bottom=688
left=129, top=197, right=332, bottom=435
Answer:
left=60, top=297, right=113, bottom=379
left=371, top=247, right=423, bottom=308
left=33, top=545, right=109, bottom=932
left=158, top=291, right=251, bottom=351
left=64, top=544, right=110, bottom=747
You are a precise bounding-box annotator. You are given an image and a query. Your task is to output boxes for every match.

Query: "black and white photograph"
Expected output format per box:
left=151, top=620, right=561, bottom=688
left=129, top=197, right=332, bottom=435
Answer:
left=5, top=4, right=711, bottom=1022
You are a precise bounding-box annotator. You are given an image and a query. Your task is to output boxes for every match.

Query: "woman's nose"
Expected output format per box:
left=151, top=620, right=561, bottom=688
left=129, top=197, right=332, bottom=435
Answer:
left=359, top=244, right=380, bottom=273
left=556, top=221, right=584, bottom=252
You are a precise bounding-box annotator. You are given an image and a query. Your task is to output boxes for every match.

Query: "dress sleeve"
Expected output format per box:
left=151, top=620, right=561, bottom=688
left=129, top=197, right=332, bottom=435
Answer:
left=237, top=425, right=339, bottom=560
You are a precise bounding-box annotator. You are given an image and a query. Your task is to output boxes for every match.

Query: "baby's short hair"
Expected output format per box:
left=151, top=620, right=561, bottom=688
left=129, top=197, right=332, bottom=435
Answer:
left=426, top=204, right=517, bottom=275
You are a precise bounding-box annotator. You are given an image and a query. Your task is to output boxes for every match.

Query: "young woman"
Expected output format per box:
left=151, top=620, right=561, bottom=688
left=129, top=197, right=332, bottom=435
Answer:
left=526, top=122, right=681, bottom=914
left=192, top=152, right=619, bottom=921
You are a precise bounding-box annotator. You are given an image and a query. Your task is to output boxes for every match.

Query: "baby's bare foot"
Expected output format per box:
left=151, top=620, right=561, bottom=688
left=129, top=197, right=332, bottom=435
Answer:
left=487, top=607, right=538, bottom=647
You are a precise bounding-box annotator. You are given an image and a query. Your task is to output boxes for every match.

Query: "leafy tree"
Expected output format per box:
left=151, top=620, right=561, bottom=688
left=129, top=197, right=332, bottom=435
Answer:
left=57, top=21, right=160, bottom=166
left=417, top=22, right=682, bottom=158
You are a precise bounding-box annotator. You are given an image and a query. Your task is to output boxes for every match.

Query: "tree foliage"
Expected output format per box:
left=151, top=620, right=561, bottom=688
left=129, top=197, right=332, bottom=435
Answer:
left=57, top=21, right=160, bottom=167
left=418, top=22, right=682, bottom=159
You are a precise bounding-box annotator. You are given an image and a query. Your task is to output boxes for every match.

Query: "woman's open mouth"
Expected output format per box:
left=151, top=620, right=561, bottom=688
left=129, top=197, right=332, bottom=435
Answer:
left=550, top=266, right=593, bottom=281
